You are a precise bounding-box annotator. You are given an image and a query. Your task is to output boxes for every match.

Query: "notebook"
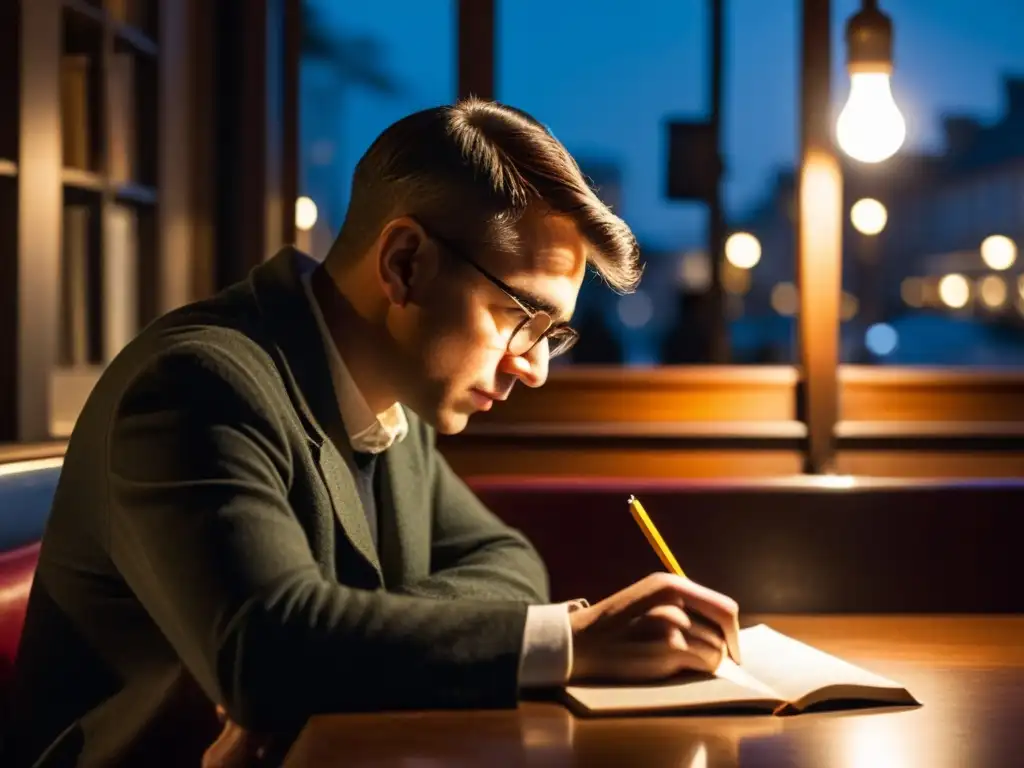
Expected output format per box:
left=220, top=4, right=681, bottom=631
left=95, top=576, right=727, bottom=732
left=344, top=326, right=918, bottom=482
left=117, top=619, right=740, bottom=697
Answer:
left=563, top=623, right=921, bottom=716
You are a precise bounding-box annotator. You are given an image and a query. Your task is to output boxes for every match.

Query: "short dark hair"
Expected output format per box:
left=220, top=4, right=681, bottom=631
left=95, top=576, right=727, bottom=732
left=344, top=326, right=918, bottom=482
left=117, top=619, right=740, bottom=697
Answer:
left=329, top=98, right=642, bottom=293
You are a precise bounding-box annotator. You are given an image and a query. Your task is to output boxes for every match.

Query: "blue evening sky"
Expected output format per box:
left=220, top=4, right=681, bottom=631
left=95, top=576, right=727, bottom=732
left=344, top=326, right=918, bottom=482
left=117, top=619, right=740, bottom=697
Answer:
left=304, top=0, right=1024, bottom=251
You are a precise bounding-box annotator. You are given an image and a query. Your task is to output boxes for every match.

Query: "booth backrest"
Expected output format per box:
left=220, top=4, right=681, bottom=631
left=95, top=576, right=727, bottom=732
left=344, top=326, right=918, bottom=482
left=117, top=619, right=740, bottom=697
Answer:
left=466, top=475, right=1024, bottom=614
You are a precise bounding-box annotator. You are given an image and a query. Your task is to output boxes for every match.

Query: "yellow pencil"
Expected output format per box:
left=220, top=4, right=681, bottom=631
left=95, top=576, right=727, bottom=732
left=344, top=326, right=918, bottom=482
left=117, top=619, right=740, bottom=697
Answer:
left=628, top=494, right=686, bottom=578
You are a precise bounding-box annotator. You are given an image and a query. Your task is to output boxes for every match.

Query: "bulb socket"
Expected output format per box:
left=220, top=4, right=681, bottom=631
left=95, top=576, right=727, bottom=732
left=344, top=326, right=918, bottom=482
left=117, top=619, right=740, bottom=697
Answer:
left=846, top=0, right=894, bottom=75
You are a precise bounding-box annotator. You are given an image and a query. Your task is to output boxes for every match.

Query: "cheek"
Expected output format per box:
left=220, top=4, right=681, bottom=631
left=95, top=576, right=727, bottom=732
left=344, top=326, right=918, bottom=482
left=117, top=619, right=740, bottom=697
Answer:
left=420, top=297, right=504, bottom=377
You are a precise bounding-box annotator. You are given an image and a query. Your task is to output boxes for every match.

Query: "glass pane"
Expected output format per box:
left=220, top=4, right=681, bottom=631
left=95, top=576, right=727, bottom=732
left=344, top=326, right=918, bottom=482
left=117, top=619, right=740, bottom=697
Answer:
left=300, top=0, right=1024, bottom=368
left=837, top=1, right=1024, bottom=366
left=499, top=0, right=807, bottom=366
left=298, top=0, right=456, bottom=257
left=501, top=0, right=1024, bottom=368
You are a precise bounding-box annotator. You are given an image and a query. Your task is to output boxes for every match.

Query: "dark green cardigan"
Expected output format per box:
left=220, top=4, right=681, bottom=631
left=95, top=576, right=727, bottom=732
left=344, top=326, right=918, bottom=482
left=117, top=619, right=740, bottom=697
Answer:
left=7, top=249, right=550, bottom=767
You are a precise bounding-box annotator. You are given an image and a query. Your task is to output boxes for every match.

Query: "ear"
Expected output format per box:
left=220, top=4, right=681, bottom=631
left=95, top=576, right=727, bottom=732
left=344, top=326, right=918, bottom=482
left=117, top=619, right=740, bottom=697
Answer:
left=375, top=217, right=440, bottom=307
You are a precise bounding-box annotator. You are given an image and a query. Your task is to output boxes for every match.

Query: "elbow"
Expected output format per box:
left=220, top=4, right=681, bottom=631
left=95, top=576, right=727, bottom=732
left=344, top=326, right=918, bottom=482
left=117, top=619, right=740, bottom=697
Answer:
left=211, top=597, right=331, bottom=732
left=213, top=615, right=294, bottom=732
left=209, top=578, right=380, bottom=731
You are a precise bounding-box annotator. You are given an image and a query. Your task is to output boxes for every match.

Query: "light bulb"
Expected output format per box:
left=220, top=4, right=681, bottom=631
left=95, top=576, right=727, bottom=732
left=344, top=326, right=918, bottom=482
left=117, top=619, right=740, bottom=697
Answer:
left=836, top=72, right=906, bottom=163
left=295, top=196, right=318, bottom=231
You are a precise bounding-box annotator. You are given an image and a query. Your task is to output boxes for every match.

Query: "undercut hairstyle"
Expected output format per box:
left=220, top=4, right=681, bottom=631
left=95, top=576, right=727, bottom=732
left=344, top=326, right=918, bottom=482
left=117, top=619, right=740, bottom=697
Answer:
left=328, top=98, right=642, bottom=293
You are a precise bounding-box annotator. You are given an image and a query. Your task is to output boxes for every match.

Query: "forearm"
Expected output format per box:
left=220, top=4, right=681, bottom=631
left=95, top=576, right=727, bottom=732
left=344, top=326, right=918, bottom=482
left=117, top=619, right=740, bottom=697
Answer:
left=214, top=577, right=528, bottom=730
left=417, top=432, right=551, bottom=604
left=392, top=533, right=550, bottom=603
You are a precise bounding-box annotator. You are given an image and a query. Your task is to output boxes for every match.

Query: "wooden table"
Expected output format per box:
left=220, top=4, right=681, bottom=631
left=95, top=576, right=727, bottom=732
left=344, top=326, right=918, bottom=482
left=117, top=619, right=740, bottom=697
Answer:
left=283, top=616, right=1024, bottom=767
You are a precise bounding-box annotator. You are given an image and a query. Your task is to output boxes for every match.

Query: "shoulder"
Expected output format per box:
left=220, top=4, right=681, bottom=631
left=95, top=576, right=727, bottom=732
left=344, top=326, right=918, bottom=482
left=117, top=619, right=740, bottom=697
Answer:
left=118, top=329, right=288, bottom=429
left=81, top=294, right=295, bottom=454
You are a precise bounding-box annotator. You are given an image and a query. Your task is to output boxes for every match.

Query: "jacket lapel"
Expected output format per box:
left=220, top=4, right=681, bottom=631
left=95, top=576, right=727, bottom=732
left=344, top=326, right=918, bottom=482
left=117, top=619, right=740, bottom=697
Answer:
left=377, top=423, right=430, bottom=587
left=317, top=429, right=383, bottom=583
left=249, top=248, right=383, bottom=583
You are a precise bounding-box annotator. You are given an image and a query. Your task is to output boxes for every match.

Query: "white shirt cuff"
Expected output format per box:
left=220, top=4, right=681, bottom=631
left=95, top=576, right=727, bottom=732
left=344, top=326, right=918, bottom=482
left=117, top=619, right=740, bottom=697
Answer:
left=518, top=601, right=582, bottom=688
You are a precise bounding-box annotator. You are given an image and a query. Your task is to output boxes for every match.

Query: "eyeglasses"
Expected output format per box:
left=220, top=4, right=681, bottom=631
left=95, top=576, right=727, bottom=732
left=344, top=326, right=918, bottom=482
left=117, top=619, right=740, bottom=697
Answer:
left=425, top=228, right=580, bottom=359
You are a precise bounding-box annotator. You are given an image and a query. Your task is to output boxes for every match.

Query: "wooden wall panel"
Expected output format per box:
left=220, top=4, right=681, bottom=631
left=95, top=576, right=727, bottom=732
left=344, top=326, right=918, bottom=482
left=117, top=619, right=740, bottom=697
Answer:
left=468, top=366, right=799, bottom=426
left=439, top=367, right=1024, bottom=480
left=836, top=450, right=1024, bottom=478
left=840, top=367, right=1024, bottom=422
left=441, top=443, right=804, bottom=479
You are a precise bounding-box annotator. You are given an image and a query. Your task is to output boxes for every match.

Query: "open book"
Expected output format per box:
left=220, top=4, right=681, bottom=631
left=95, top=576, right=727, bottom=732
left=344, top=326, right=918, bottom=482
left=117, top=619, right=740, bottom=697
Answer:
left=563, top=624, right=921, bottom=716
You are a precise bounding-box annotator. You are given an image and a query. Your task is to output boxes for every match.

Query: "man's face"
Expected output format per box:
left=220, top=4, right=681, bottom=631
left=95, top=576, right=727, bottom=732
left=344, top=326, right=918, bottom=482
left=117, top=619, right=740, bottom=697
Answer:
left=378, top=211, right=588, bottom=434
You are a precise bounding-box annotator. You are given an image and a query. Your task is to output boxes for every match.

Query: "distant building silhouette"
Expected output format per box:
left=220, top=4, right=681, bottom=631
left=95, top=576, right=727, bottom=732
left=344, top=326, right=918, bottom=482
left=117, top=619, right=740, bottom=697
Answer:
left=881, top=76, right=1024, bottom=309
left=659, top=289, right=713, bottom=364
left=569, top=303, right=624, bottom=365
left=732, top=74, right=1024, bottom=327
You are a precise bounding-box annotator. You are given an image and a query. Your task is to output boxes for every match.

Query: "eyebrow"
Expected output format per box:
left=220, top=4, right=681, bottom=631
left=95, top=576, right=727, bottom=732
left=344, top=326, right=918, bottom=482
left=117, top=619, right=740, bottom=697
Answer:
left=514, top=288, right=570, bottom=324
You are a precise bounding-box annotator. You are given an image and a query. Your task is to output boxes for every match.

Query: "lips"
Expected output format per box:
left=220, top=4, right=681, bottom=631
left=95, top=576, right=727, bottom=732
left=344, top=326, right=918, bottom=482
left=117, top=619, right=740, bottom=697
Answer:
left=470, top=388, right=511, bottom=411
left=472, top=389, right=507, bottom=402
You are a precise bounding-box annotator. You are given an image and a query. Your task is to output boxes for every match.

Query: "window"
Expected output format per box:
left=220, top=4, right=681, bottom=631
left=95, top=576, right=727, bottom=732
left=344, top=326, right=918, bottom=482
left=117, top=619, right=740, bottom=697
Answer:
left=295, top=1, right=1024, bottom=480
left=298, top=0, right=456, bottom=258
left=493, top=0, right=1024, bottom=369
left=499, top=0, right=791, bottom=366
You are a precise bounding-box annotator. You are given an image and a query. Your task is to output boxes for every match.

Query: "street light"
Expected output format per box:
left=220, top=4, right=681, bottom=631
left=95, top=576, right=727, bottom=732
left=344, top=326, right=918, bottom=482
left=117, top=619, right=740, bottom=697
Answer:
left=849, top=197, right=886, bottom=358
left=836, top=0, right=906, bottom=163
left=295, top=196, right=318, bottom=231
left=938, top=274, right=970, bottom=309
left=980, top=234, right=1017, bottom=271
left=295, top=196, right=319, bottom=255
left=724, top=232, right=761, bottom=269
left=850, top=197, right=887, bottom=235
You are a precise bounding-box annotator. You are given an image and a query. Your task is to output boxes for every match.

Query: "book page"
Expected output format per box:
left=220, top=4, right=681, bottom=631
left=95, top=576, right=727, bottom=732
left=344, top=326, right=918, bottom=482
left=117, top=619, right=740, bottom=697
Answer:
left=737, top=624, right=909, bottom=706
left=564, top=668, right=782, bottom=715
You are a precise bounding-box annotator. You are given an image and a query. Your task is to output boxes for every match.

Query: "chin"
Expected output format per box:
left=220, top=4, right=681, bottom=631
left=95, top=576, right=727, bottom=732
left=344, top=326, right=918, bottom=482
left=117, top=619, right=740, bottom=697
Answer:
left=432, top=409, right=471, bottom=435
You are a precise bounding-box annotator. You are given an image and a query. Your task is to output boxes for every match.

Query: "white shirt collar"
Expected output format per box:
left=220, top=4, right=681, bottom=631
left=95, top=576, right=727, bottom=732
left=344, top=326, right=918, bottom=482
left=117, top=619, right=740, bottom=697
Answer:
left=300, top=270, right=408, bottom=454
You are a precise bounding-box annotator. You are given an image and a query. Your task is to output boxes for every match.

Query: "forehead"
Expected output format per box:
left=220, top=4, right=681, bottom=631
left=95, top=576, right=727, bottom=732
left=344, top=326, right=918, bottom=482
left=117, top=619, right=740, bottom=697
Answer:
left=480, top=212, right=588, bottom=321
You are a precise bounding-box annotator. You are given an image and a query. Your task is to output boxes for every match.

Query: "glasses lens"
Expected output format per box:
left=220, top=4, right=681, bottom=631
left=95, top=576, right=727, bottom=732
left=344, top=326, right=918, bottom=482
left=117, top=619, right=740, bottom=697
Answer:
left=547, top=328, right=579, bottom=358
left=508, top=312, right=551, bottom=356
left=509, top=314, right=581, bottom=358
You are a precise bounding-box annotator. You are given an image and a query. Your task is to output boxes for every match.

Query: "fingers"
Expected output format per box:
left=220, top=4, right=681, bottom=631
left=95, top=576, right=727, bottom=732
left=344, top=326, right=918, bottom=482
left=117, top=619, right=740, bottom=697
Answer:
left=659, top=574, right=743, bottom=665
left=659, top=613, right=726, bottom=673
left=608, top=636, right=724, bottom=681
left=646, top=604, right=692, bottom=634
left=684, top=620, right=727, bottom=671
left=203, top=723, right=272, bottom=768
left=611, top=573, right=742, bottom=664
left=627, top=604, right=691, bottom=642
left=629, top=606, right=725, bottom=673
left=602, top=572, right=690, bottom=622
left=674, top=632, right=726, bottom=674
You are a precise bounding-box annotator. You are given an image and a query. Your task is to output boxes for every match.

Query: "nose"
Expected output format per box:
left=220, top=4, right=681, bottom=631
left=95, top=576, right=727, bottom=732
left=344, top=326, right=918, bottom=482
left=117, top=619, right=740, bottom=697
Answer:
left=499, top=340, right=549, bottom=388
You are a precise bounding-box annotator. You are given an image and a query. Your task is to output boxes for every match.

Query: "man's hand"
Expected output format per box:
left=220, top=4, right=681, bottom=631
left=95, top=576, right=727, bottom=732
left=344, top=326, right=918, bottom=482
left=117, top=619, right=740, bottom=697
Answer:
left=201, top=706, right=273, bottom=768
left=568, top=572, right=741, bottom=683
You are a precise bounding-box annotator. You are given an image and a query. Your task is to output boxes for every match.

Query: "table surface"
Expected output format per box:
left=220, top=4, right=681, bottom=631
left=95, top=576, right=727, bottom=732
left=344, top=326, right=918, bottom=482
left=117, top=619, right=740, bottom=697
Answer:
left=283, top=615, right=1024, bottom=768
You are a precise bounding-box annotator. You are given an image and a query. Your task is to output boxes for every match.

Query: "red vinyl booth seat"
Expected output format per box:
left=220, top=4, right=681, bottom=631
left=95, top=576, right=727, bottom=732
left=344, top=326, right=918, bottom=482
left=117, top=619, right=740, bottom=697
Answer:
left=0, top=542, right=39, bottom=711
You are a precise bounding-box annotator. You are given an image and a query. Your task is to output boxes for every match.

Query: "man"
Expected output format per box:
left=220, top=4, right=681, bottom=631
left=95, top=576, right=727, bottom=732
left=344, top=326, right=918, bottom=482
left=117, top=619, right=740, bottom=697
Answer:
left=6, top=99, right=740, bottom=767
